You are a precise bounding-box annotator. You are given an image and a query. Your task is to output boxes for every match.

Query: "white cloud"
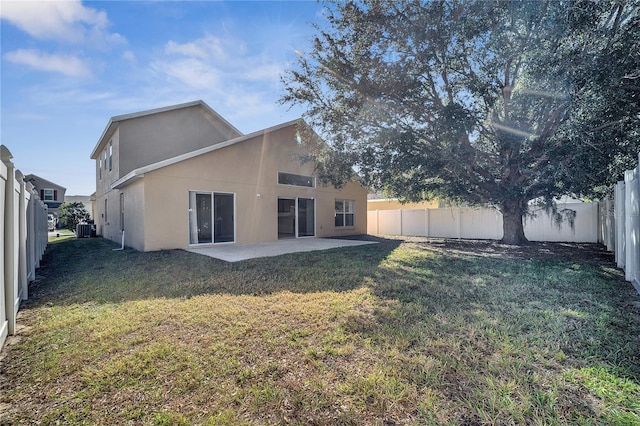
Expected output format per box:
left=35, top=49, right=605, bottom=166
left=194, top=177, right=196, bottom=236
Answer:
left=150, top=58, right=221, bottom=90
left=153, top=33, right=285, bottom=92
left=148, top=31, right=300, bottom=131
left=243, top=63, right=283, bottom=82
left=122, top=50, right=137, bottom=63
left=0, top=0, right=125, bottom=46
left=4, top=49, right=91, bottom=77
left=165, top=35, right=230, bottom=61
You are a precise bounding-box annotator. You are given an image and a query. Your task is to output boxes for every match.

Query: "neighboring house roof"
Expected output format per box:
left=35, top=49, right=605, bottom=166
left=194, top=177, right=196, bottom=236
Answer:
left=65, top=195, right=92, bottom=202
left=90, top=100, right=243, bottom=159
left=24, top=174, right=66, bottom=191
left=111, top=119, right=303, bottom=190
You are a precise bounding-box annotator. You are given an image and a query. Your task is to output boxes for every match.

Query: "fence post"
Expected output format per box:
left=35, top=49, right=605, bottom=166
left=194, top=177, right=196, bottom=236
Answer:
left=2, top=146, right=19, bottom=336
left=615, top=181, right=626, bottom=268
left=26, top=182, right=36, bottom=283
left=17, top=170, right=28, bottom=301
left=624, top=168, right=638, bottom=283
left=607, top=196, right=616, bottom=252
left=0, top=154, right=6, bottom=348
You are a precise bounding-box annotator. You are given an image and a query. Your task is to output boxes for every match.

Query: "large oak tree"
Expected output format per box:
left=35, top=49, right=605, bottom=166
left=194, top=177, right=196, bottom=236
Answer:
left=282, top=0, right=640, bottom=244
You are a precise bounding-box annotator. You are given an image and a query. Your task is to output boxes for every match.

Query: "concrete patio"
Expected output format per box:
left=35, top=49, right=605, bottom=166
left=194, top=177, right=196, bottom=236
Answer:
left=187, top=237, right=377, bottom=262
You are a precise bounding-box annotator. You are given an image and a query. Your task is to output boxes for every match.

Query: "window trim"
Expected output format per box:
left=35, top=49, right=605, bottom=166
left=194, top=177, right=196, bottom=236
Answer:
left=43, top=189, right=55, bottom=202
left=335, top=199, right=355, bottom=228
left=277, top=171, right=315, bottom=188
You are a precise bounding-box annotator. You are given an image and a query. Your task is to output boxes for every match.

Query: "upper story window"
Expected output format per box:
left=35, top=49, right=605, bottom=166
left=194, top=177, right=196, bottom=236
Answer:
left=43, top=189, right=55, bottom=201
left=335, top=199, right=355, bottom=227
left=99, top=157, right=102, bottom=180
left=277, top=172, right=314, bottom=188
left=108, top=141, right=113, bottom=171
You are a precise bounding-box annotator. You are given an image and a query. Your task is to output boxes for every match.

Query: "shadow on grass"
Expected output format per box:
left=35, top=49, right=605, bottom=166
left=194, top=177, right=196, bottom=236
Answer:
left=31, top=237, right=640, bottom=372
left=28, top=236, right=640, bottom=416
left=28, top=236, right=402, bottom=306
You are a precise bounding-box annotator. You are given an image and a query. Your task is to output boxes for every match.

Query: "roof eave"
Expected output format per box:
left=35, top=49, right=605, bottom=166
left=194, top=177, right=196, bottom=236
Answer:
left=90, top=119, right=118, bottom=159
left=111, top=171, right=144, bottom=190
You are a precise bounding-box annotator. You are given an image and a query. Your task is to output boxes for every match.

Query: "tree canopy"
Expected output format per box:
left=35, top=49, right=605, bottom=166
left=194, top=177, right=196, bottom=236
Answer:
left=58, top=202, right=91, bottom=231
left=282, top=0, right=640, bottom=244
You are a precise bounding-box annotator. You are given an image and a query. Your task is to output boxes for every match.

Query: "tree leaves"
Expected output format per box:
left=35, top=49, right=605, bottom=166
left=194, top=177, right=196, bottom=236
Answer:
left=282, top=0, right=640, bottom=242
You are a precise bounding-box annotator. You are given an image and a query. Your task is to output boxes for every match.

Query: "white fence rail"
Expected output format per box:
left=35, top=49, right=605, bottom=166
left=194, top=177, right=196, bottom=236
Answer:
left=1, top=145, right=48, bottom=351
left=368, top=201, right=599, bottom=243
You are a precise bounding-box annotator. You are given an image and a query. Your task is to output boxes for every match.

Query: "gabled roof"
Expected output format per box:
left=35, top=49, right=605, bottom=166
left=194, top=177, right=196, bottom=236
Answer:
left=90, top=100, right=243, bottom=159
left=111, top=119, right=303, bottom=190
left=24, top=174, right=67, bottom=191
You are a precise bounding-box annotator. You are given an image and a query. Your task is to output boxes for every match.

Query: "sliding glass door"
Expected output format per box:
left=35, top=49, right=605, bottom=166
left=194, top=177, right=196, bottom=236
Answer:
left=214, top=193, right=234, bottom=243
left=189, top=191, right=234, bottom=244
left=297, top=198, right=315, bottom=237
left=278, top=197, right=315, bottom=239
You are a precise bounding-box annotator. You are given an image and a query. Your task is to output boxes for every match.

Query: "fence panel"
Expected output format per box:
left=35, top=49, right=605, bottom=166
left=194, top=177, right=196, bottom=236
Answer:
left=428, top=208, right=460, bottom=238
left=369, top=202, right=598, bottom=243
left=401, top=209, right=428, bottom=237
left=598, top=196, right=615, bottom=252
left=1, top=145, right=48, bottom=351
left=378, top=209, right=402, bottom=235
left=624, top=165, right=639, bottom=284
left=460, top=207, right=502, bottom=240
left=615, top=181, right=626, bottom=268
left=525, top=202, right=599, bottom=243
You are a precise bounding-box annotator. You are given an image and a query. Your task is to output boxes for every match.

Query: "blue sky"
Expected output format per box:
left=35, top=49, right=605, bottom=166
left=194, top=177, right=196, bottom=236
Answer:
left=1, top=0, right=324, bottom=195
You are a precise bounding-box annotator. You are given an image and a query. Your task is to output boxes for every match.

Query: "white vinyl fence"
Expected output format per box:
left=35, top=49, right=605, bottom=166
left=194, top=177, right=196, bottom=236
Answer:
left=368, top=152, right=640, bottom=294
left=1, top=145, right=48, bottom=351
left=603, top=152, right=640, bottom=293
left=368, top=201, right=599, bottom=243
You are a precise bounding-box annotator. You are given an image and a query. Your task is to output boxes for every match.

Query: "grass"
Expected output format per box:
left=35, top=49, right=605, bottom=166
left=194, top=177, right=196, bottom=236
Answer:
left=48, top=228, right=76, bottom=243
left=1, top=236, right=639, bottom=425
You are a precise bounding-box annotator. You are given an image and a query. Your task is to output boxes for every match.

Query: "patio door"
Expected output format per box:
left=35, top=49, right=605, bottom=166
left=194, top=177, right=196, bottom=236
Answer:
left=277, top=197, right=315, bottom=239
left=189, top=191, right=234, bottom=244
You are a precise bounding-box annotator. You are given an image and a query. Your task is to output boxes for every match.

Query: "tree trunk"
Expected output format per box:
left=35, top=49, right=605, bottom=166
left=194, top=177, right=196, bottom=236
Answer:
left=501, top=200, right=528, bottom=245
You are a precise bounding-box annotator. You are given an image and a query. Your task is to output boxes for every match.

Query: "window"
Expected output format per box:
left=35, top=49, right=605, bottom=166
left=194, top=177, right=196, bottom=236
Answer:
left=335, top=199, right=355, bottom=227
left=278, top=172, right=314, bottom=188
left=99, top=157, right=102, bottom=180
left=43, top=189, right=55, bottom=201
left=108, top=141, right=113, bottom=171
left=104, top=199, right=108, bottom=223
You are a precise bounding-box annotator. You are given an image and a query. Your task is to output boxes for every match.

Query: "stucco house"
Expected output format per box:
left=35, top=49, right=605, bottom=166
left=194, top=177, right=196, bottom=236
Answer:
left=23, top=174, right=66, bottom=220
left=90, top=100, right=367, bottom=252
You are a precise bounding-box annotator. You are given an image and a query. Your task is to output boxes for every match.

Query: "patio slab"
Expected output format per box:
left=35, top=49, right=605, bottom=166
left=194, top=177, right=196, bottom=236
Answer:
left=187, top=238, right=377, bottom=262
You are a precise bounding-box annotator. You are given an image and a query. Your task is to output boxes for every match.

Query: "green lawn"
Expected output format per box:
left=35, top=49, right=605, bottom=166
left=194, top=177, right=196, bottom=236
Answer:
left=48, top=228, right=76, bottom=243
left=1, top=236, right=639, bottom=425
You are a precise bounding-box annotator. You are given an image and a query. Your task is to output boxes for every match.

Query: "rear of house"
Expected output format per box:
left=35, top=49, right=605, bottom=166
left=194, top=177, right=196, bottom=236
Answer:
left=91, top=101, right=367, bottom=252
